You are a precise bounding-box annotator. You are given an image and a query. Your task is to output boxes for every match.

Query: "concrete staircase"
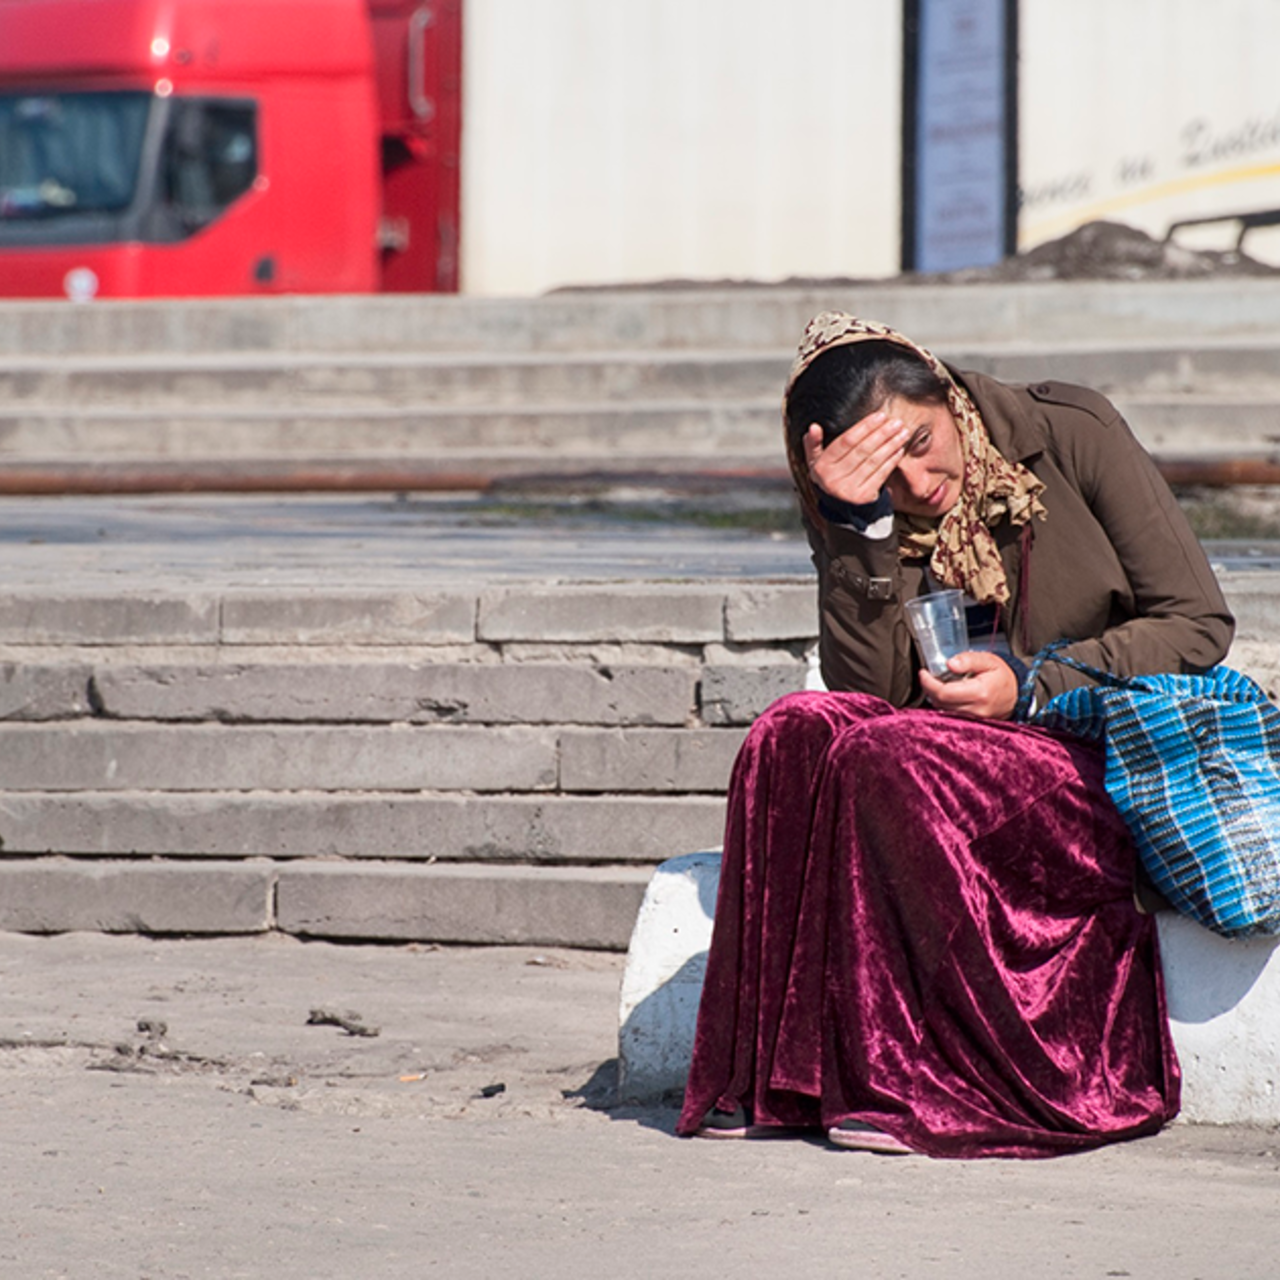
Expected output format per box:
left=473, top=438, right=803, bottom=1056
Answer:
left=0, top=540, right=817, bottom=949
left=4, top=280, right=1280, bottom=948
left=6, top=279, right=1280, bottom=483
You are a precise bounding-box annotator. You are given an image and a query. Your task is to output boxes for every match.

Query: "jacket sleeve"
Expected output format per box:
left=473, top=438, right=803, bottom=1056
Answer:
left=806, top=510, right=923, bottom=705
left=1026, top=382, right=1235, bottom=702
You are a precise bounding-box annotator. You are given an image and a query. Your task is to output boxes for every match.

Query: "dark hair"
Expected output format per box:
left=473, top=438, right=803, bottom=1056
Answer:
left=785, top=341, right=948, bottom=452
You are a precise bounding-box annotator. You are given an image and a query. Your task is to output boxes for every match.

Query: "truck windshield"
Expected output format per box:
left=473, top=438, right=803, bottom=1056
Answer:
left=0, top=91, right=152, bottom=220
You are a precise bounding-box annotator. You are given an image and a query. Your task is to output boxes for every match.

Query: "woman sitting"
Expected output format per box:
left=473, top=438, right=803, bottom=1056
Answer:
left=676, top=312, right=1233, bottom=1158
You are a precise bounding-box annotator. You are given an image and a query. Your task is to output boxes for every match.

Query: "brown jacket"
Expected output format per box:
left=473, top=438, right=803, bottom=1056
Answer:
left=808, top=370, right=1235, bottom=707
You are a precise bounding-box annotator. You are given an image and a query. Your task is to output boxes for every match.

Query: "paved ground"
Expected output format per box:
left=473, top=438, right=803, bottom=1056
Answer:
left=0, top=492, right=813, bottom=590
left=1, top=931, right=1277, bottom=1280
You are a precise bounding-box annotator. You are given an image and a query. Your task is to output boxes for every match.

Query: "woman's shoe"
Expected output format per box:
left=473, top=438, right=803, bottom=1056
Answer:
left=694, top=1105, right=776, bottom=1139
left=827, top=1120, right=914, bottom=1155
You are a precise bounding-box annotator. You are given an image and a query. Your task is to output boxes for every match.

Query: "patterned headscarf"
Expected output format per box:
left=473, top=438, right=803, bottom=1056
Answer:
left=784, top=311, right=1046, bottom=606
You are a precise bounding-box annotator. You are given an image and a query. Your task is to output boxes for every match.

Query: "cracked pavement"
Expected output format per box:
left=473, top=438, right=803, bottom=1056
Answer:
left=2, top=931, right=1279, bottom=1279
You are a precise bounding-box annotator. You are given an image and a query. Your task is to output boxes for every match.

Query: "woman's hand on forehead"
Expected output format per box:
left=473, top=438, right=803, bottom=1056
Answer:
left=803, top=410, right=910, bottom=507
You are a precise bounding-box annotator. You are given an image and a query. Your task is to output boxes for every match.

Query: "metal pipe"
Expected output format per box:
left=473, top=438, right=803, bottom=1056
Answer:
left=0, top=466, right=502, bottom=496
left=0, top=458, right=1277, bottom=497
left=1154, top=458, right=1280, bottom=487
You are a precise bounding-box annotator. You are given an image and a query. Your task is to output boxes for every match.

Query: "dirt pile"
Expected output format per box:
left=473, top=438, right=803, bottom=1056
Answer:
left=565, top=219, right=1280, bottom=292
left=957, top=219, right=1280, bottom=283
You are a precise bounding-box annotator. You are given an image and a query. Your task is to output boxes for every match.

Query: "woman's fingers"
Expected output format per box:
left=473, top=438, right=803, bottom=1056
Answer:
left=862, top=427, right=908, bottom=486
left=802, top=423, right=826, bottom=470
left=920, top=654, right=1019, bottom=720
left=805, top=413, right=908, bottom=506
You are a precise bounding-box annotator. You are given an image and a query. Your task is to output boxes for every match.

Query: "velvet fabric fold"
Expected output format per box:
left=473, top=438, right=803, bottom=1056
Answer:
left=676, top=691, right=1180, bottom=1158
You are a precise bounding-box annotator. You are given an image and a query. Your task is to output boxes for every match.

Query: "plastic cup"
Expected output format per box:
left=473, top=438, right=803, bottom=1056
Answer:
left=903, top=590, right=969, bottom=679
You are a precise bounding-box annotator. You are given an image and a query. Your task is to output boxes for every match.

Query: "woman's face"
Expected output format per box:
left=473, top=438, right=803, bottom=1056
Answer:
left=880, top=394, right=965, bottom=517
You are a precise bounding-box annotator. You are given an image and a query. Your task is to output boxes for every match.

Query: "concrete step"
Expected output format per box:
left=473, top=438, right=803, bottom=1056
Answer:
left=0, top=722, right=564, bottom=793
left=0, top=401, right=783, bottom=461
left=76, top=653, right=702, bottom=725
left=954, top=337, right=1280, bottom=396
left=3, top=395, right=1279, bottom=464
left=0, top=647, right=794, bottom=728
left=6, top=280, right=1280, bottom=358
left=0, top=580, right=818, bottom=645
left=0, top=349, right=790, bottom=408
left=5, top=338, right=1280, bottom=411
left=0, top=791, right=729, bottom=863
left=1111, top=396, right=1280, bottom=456
left=0, top=722, right=746, bottom=794
left=0, top=857, right=652, bottom=949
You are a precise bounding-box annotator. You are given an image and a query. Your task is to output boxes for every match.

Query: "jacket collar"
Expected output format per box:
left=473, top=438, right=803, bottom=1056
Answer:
left=951, top=368, right=1047, bottom=466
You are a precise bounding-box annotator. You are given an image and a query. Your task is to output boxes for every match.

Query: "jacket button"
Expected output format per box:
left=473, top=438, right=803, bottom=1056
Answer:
left=1033, top=382, right=1051, bottom=395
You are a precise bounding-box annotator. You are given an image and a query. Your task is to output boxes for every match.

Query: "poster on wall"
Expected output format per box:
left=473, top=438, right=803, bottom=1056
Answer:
left=902, top=0, right=1017, bottom=273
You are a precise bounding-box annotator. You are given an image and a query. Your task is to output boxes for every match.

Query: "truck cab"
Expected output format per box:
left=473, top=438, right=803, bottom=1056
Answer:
left=0, top=0, right=459, bottom=297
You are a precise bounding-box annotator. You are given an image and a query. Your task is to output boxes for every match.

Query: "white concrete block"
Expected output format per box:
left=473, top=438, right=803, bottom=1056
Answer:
left=805, top=643, right=826, bottom=691
left=617, top=850, right=722, bottom=1100
left=1159, top=913, right=1280, bottom=1125
left=619, top=850, right=1280, bottom=1126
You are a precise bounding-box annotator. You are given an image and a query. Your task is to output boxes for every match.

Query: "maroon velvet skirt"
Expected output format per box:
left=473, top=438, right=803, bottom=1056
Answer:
left=676, top=691, right=1180, bottom=1158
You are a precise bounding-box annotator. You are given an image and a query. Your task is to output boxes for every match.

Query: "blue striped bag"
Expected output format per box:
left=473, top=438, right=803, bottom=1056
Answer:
left=1019, top=645, right=1280, bottom=938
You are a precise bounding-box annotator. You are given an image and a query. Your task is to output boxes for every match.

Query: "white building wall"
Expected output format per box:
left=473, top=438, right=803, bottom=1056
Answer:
left=1019, top=0, right=1280, bottom=259
left=461, top=2, right=1280, bottom=295
left=460, top=0, right=903, bottom=295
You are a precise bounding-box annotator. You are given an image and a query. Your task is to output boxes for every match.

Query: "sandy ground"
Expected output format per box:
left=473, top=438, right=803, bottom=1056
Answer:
left=1, top=932, right=1277, bottom=1280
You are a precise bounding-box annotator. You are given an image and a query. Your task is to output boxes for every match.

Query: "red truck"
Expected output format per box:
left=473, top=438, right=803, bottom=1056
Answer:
left=0, top=0, right=461, bottom=297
